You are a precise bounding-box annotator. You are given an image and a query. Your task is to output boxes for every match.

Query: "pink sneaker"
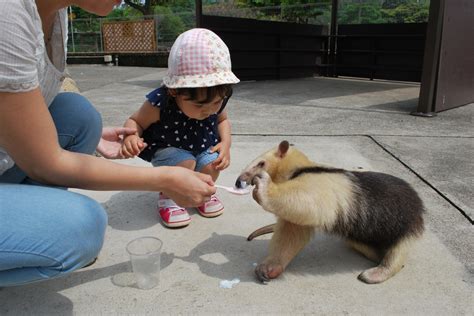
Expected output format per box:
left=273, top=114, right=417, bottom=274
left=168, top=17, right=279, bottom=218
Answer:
left=158, top=194, right=191, bottom=228
left=197, top=195, right=224, bottom=218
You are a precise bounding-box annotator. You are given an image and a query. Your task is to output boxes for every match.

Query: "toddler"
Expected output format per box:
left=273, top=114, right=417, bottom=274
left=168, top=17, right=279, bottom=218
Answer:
left=121, top=28, right=240, bottom=228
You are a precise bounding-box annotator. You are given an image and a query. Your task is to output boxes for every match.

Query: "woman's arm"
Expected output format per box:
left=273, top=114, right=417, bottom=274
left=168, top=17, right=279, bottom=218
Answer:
left=0, top=89, right=215, bottom=206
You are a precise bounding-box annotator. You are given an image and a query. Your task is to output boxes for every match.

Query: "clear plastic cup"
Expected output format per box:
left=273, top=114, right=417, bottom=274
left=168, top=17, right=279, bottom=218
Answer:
left=126, top=236, right=163, bottom=290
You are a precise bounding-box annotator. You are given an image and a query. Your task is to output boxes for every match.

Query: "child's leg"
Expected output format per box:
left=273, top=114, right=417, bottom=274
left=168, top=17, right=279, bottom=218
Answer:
left=199, top=163, right=219, bottom=181
left=151, top=147, right=196, bottom=170
left=195, top=148, right=220, bottom=180
left=150, top=147, right=197, bottom=227
left=176, top=159, right=197, bottom=170
left=195, top=149, right=223, bottom=217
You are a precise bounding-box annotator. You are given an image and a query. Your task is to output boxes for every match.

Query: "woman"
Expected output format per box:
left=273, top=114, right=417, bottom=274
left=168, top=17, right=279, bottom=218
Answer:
left=0, top=0, right=215, bottom=287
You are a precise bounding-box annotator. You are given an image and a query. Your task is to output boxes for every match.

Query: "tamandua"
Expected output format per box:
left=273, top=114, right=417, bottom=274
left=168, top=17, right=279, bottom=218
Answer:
left=236, top=141, right=425, bottom=284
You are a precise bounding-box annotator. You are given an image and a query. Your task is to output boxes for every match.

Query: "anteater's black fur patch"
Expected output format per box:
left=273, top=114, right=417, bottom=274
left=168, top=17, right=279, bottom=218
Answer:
left=289, top=167, right=425, bottom=251
left=290, top=166, right=345, bottom=180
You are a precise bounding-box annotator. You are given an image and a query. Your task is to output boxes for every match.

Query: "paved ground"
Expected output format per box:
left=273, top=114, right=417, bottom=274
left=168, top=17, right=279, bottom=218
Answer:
left=1, top=65, right=472, bottom=315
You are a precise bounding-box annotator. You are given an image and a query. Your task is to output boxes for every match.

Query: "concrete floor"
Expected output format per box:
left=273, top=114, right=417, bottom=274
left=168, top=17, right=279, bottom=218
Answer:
left=0, top=65, right=472, bottom=315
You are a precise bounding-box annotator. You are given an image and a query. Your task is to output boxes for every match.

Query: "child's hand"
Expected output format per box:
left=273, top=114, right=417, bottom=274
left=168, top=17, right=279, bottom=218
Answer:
left=211, top=142, right=230, bottom=171
left=97, top=127, right=138, bottom=159
left=121, top=134, right=147, bottom=158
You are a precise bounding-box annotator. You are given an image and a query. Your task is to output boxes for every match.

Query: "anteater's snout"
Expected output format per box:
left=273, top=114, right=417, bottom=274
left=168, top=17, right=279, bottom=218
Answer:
left=235, top=171, right=251, bottom=189
left=235, top=176, right=247, bottom=189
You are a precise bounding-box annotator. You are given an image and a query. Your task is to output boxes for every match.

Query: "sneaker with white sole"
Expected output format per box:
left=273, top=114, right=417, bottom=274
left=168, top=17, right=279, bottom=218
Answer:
left=197, top=195, right=224, bottom=218
left=158, top=194, right=191, bottom=228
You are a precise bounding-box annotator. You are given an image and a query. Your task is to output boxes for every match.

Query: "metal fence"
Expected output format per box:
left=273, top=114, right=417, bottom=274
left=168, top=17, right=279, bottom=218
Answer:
left=67, top=1, right=429, bottom=53
left=67, top=12, right=196, bottom=53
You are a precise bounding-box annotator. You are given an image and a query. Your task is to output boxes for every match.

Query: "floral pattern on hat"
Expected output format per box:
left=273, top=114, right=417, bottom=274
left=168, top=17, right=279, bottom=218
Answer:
left=163, top=28, right=240, bottom=88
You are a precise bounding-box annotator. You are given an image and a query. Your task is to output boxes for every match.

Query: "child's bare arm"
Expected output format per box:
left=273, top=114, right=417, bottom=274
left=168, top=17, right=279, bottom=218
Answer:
left=211, top=111, right=232, bottom=170
left=216, top=111, right=231, bottom=147
left=121, top=101, right=161, bottom=157
left=125, top=100, right=160, bottom=135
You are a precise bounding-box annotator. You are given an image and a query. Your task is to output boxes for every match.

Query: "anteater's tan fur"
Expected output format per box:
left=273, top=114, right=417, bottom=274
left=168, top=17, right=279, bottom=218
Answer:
left=236, top=141, right=424, bottom=284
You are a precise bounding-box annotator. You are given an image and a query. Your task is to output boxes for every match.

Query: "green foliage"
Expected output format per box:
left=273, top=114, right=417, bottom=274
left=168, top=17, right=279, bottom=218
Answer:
left=106, top=6, right=142, bottom=19
left=338, top=0, right=429, bottom=24
left=161, top=0, right=195, bottom=28
left=70, top=0, right=430, bottom=35
left=338, top=1, right=386, bottom=24
left=70, top=7, right=101, bottom=32
left=382, top=3, right=429, bottom=23
left=231, top=0, right=429, bottom=24
left=153, top=6, right=187, bottom=42
left=231, top=0, right=331, bottom=24
left=280, top=0, right=331, bottom=24
left=70, top=6, right=139, bottom=33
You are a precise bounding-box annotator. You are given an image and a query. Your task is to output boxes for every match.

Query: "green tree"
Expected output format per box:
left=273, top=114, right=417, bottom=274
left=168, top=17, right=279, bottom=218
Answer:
left=338, top=1, right=385, bottom=24
left=70, top=7, right=101, bottom=32
left=154, top=6, right=186, bottom=42
left=233, top=0, right=331, bottom=24
left=382, top=2, right=429, bottom=23
left=70, top=6, right=136, bottom=31
left=382, top=0, right=408, bottom=9
left=106, top=6, right=142, bottom=19
left=123, top=0, right=163, bottom=16
left=280, top=0, right=331, bottom=24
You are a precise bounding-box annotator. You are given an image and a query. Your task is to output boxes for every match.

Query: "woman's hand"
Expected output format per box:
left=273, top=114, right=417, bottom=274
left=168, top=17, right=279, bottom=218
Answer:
left=97, top=127, right=141, bottom=159
left=160, top=167, right=216, bottom=207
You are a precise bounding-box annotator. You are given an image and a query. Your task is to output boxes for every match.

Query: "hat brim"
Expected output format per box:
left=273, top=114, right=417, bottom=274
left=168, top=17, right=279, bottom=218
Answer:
left=163, top=71, right=240, bottom=88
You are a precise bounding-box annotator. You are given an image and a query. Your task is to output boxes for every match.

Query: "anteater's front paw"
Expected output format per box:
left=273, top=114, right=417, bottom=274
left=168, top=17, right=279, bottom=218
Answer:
left=250, top=171, right=270, bottom=186
left=251, top=171, right=270, bottom=205
left=255, top=261, right=284, bottom=284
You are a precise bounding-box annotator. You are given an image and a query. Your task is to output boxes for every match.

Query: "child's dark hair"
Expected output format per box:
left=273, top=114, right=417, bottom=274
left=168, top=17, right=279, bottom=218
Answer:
left=173, top=85, right=233, bottom=104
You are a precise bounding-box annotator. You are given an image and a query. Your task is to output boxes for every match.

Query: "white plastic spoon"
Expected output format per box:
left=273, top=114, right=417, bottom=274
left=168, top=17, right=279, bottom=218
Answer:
left=215, top=184, right=251, bottom=195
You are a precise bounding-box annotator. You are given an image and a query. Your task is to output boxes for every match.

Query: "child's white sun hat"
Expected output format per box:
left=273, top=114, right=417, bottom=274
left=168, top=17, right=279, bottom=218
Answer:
left=163, top=28, right=240, bottom=88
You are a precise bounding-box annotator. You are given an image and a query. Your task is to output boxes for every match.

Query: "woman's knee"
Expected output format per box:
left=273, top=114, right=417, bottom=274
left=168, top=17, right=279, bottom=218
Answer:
left=49, top=193, right=108, bottom=272
left=50, top=92, right=103, bottom=154
left=67, top=195, right=108, bottom=262
left=0, top=186, right=108, bottom=284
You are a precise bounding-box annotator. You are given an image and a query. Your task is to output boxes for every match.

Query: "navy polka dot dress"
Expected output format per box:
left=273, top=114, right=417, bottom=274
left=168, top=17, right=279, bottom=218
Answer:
left=139, top=87, right=225, bottom=162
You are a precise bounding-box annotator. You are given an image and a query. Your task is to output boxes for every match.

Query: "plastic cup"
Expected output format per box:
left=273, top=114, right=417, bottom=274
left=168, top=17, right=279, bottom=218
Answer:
left=126, top=236, right=163, bottom=290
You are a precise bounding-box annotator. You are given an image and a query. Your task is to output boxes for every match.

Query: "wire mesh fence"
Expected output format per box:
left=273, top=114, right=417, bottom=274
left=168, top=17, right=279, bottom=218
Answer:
left=67, top=1, right=430, bottom=53
left=67, top=12, right=196, bottom=53
left=203, top=2, right=332, bottom=25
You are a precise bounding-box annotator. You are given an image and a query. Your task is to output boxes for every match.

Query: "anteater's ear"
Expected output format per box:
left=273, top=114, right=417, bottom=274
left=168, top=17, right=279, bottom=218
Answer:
left=277, top=140, right=290, bottom=158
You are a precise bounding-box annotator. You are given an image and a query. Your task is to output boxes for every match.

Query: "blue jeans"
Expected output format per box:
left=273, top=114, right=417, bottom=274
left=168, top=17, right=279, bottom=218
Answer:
left=0, top=92, right=107, bottom=287
left=151, top=147, right=219, bottom=171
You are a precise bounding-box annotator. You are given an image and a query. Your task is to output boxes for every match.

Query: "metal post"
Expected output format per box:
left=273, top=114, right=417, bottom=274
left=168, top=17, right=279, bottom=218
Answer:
left=328, top=0, right=338, bottom=77
left=413, top=0, right=444, bottom=117
left=68, top=6, right=76, bottom=52
left=195, top=0, right=202, bottom=28
left=99, top=18, right=103, bottom=53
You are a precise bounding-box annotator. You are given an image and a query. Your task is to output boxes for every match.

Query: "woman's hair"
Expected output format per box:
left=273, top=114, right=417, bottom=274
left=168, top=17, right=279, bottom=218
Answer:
left=173, top=84, right=233, bottom=104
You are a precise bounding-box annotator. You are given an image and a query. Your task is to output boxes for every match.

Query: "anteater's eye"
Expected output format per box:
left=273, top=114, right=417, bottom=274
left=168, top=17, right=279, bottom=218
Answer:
left=257, top=161, right=265, bottom=168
